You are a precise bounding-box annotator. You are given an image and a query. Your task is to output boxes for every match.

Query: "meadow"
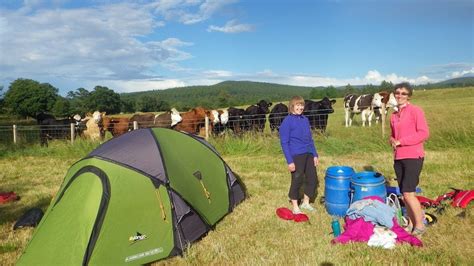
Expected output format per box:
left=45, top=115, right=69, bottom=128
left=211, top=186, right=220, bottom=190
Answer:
left=0, top=87, right=473, bottom=265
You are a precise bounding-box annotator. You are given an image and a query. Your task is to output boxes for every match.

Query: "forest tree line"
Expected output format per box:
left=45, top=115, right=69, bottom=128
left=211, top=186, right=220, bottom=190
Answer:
left=1, top=77, right=473, bottom=119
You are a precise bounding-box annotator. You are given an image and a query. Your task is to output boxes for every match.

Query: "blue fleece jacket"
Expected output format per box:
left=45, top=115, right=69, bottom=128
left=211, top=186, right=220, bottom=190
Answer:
left=279, top=114, right=318, bottom=164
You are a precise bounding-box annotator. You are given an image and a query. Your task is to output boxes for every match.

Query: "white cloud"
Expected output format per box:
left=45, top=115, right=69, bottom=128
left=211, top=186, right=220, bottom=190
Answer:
left=94, top=78, right=187, bottom=93
left=450, top=67, right=474, bottom=78
left=149, top=0, right=237, bottom=25
left=363, top=70, right=433, bottom=85
left=203, top=70, right=233, bottom=78
left=0, top=3, right=193, bottom=84
left=207, top=19, right=254, bottom=33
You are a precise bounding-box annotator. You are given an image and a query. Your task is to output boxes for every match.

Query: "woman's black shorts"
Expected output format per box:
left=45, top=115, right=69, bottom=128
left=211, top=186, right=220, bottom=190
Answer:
left=394, top=158, right=424, bottom=193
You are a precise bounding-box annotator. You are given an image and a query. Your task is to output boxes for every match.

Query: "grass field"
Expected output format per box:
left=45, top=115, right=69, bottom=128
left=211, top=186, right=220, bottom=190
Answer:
left=1, top=88, right=473, bottom=265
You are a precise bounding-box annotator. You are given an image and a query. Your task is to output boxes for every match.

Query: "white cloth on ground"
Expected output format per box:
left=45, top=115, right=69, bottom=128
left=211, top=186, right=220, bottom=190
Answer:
left=368, top=226, right=397, bottom=249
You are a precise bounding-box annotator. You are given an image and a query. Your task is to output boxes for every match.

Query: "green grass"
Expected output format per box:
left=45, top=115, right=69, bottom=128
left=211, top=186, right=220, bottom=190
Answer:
left=1, top=87, right=473, bottom=265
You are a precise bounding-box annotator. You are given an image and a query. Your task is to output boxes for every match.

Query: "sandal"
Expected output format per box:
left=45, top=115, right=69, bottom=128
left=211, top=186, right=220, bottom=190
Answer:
left=412, top=227, right=426, bottom=236
left=404, top=224, right=413, bottom=233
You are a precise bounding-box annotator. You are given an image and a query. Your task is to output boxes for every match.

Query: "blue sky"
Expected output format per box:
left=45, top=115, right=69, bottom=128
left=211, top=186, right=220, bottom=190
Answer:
left=0, top=0, right=473, bottom=95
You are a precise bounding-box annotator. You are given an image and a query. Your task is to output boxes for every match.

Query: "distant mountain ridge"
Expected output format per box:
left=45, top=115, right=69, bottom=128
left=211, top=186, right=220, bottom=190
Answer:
left=434, top=76, right=474, bottom=85
left=120, top=77, right=473, bottom=109
left=121, top=80, right=316, bottom=109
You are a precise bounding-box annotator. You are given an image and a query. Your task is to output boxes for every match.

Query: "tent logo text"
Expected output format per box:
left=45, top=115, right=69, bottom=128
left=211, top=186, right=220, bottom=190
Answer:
left=129, top=232, right=147, bottom=243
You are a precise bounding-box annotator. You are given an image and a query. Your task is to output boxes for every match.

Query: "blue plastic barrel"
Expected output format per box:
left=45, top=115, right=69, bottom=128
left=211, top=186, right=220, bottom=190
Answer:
left=324, top=166, right=355, bottom=217
left=351, top=171, right=387, bottom=202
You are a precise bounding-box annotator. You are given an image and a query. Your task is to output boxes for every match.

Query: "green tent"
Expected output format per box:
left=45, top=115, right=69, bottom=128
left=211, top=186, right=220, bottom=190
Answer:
left=18, top=128, right=245, bottom=265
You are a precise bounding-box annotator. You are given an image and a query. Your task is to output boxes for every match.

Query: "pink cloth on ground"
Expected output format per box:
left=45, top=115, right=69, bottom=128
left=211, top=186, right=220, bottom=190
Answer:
left=331, top=216, right=423, bottom=247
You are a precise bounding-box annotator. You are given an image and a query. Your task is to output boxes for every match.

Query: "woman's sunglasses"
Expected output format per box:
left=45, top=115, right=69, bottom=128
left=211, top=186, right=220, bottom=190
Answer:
left=394, top=92, right=409, bottom=96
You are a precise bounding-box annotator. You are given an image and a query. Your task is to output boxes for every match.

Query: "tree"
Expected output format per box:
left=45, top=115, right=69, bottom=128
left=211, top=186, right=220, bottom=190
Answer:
left=67, top=88, right=91, bottom=115
left=310, top=88, right=324, bottom=99
left=138, top=95, right=158, bottom=112
left=217, top=89, right=231, bottom=108
left=121, top=98, right=136, bottom=113
left=87, top=86, right=122, bottom=114
left=0, top=85, right=4, bottom=114
left=3, top=78, right=59, bottom=118
left=380, top=80, right=394, bottom=92
left=344, top=84, right=356, bottom=95
left=323, top=86, right=339, bottom=98
left=52, top=96, right=71, bottom=117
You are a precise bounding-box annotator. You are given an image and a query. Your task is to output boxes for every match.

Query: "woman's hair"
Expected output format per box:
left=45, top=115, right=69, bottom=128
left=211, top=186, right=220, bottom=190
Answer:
left=288, top=96, right=305, bottom=113
left=393, top=82, right=413, bottom=96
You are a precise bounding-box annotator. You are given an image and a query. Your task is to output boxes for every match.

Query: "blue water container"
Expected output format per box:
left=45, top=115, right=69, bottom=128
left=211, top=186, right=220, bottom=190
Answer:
left=324, top=166, right=355, bottom=217
left=351, top=171, right=387, bottom=202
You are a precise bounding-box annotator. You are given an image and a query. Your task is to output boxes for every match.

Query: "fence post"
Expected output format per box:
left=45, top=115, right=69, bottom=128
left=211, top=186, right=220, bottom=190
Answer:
left=13, top=124, right=17, bottom=144
left=133, top=121, right=138, bottom=130
left=205, top=116, right=209, bottom=141
left=70, top=123, right=75, bottom=145
left=381, top=103, right=386, bottom=137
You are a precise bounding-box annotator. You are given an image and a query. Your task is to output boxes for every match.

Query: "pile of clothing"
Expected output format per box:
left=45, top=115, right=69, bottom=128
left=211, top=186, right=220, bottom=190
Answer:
left=332, top=196, right=422, bottom=248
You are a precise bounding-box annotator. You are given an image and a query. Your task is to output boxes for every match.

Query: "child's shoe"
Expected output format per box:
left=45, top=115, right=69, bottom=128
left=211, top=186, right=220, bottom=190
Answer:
left=300, top=202, right=315, bottom=212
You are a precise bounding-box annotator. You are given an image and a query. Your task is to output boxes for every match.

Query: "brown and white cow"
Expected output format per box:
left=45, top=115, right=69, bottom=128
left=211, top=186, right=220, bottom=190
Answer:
left=153, top=108, right=182, bottom=128
left=372, top=91, right=398, bottom=124
left=174, top=107, right=211, bottom=135
left=344, top=94, right=375, bottom=127
left=210, top=109, right=229, bottom=135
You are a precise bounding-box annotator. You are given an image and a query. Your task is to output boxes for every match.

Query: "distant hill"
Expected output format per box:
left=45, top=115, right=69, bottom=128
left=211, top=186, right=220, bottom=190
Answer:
left=434, top=76, right=474, bottom=86
left=121, top=80, right=316, bottom=109
left=120, top=77, right=474, bottom=110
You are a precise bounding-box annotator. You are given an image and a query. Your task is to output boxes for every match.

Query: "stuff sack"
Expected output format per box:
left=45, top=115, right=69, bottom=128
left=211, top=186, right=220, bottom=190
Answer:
left=13, top=208, right=44, bottom=230
left=276, top=207, right=294, bottom=220
left=0, top=191, right=19, bottom=204
left=293, top=213, right=309, bottom=223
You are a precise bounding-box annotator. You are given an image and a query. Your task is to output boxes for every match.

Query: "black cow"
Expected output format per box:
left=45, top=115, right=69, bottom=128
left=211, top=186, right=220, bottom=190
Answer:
left=36, top=113, right=82, bottom=147
left=244, top=100, right=272, bottom=132
left=268, top=103, right=288, bottom=132
left=227, top=107, right=247, bottom=134
left=303, top=97, right=336, bottom=132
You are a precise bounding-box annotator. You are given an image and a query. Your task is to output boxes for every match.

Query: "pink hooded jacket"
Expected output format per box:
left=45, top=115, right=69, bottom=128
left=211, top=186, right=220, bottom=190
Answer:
left=390, top=103, right=429, bottom=160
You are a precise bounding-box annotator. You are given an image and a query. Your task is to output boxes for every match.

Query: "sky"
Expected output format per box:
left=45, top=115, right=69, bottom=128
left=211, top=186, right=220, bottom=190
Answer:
left=0, top=0, right=473, bottom=95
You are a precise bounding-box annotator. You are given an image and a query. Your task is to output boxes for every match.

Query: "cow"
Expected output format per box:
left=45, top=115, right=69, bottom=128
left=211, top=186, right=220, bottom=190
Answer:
left=82, top=111, right=105, bottom=141
left=101, top=116, right=130, bottom=138
left=129, top=113, right=156, bottom=129
left=153, top=108, right=182, bottom=128
left=174, top=107, right=210, bottom=135
left=35, top=112, right=83, bottom=146
left=304, top=97, right=336, bottom=132
left=343, top=94, right=376, bottom=127
left=227, top=107, right=248, bottom=134
left=372, top=91, right=398, bottom=124
left=268, top=103, right=288, bottom=132
left=244, top=100, right=272, bottom=132
left=210, top=109, right=229, bottom=135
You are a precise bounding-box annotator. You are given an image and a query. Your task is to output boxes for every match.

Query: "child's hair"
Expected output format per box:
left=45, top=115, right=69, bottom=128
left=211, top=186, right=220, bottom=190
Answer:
left=288, top=96, right=305, bottom=113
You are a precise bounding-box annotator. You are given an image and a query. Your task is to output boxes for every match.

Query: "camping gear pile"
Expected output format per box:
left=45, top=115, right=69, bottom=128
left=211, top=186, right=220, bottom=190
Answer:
left=324, top=166, right=420, bottom=248
left=17, top=128, right=246, bottom=265
left=324, top=165, right=473, bottom=248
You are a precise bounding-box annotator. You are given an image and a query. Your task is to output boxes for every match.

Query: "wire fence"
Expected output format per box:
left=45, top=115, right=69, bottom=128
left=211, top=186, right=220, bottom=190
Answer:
left=0, top=110, right=336, bottom=146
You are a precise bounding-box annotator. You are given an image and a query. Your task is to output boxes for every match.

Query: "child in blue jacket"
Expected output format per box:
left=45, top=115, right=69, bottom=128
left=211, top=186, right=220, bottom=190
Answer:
left=279, top=96, right=319, bottom=214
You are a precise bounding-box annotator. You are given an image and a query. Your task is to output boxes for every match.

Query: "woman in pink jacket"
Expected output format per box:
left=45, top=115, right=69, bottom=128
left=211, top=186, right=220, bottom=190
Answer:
left=390, top=82, right=429, bottom=236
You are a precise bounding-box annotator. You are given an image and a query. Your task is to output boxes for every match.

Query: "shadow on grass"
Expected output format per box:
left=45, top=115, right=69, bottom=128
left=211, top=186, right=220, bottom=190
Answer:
left=0, top=196, right=51, bottom=227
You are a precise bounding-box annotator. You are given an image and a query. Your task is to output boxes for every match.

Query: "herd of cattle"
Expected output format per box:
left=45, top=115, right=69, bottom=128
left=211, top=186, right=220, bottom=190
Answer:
left=34, top=91, right=397, bottom=146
